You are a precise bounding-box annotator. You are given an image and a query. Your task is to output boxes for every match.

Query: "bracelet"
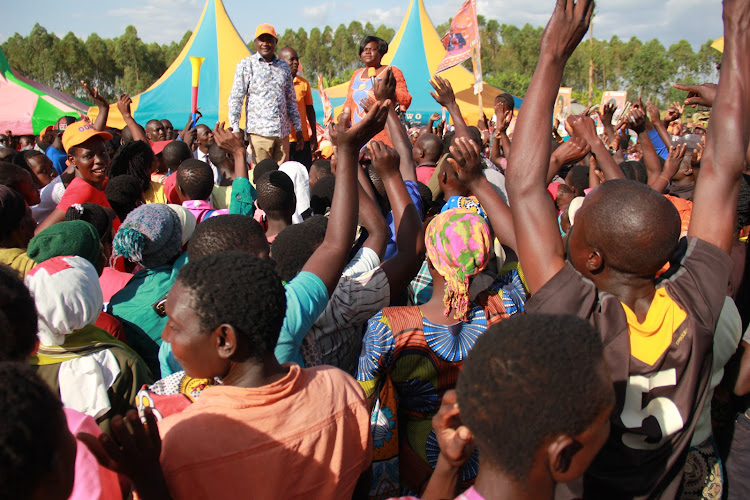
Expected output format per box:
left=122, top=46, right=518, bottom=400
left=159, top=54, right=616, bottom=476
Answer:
left=659, top=175, right=670, bottom=182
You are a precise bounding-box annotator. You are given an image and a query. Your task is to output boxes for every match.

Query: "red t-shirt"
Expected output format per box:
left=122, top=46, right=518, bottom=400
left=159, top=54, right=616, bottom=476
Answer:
left=56, top=178, right=121, bottom=232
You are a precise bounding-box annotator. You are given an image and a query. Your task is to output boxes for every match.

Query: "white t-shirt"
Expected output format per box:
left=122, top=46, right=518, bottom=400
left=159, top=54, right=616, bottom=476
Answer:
left=32, top=176, right=65, bottom=223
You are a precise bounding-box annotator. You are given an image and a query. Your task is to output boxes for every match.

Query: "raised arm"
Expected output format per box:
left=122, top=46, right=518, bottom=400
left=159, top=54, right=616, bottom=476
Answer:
left=504, top=0, right=593, bottom=294
left=627, top=108, right=663, bottom=185
left=373, top=68, right=418, bottom=183
left=566, top=114, right=624, bottom=181
left=301, top=100, right=391, bottom=295
left=213, top=122, right=256, bottom=217
left=649, top=143, right=686, bottom=193
left=687, top=0, right=750, bottom=253
left=83, top=81, right=109, bottom=132
left=600, top=102, right=617, bottom=144
left=646, top=101, right=673, bottom=152
left=490, top=105, right=513, bottom=169
left=117, top=94, right=149, bottom=144
left=546, top=136, right=590, bottom=184
left=370, top=141, right=425, bottom=297
left=429, top=76, right=470, bottom=141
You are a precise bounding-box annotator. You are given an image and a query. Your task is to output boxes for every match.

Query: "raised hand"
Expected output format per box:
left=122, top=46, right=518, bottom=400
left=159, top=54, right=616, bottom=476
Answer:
left=664, top=143, right=687, bottom=178
left=539, top=0, right=594, bottom=61
left=429, top=112, right=441, bottom=123
left=552, top=136, right=591, bottom=166
left=601, top=102, right=616, bottom=125
left=645, top=102, right=661, bottom=125
left=372, top=67, right=396, bottom=102
left=448, top=136, right=484, bottom=188
left=117, top=94, right=133, bottom=118
left=179, top=115, right=196, bottom=145
left=565, top=114, right=598, bottom=142
left=82, top=81, right=108, bottom=108
left=213, top=122, right=244, bottom=154
left=332, top=99, right=391, bottom=151
left=432, top=390, right=474, bottom=468
left=429, top=75, right=457, bottom=107
left=78, top=408, right=162, bottom=479
left=626, top=108, right=649, bottom=134
left=673, top=82, right=717, bottom=108
left=369, top=141, right=401, bottom=178
left=358, top=95, right=375, bottom=113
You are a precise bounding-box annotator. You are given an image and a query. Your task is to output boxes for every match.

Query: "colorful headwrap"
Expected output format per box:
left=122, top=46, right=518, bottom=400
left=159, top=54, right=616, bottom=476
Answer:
left=425, top=208, right=492, bottom=321
left=441, top=196, right=488, bottom=221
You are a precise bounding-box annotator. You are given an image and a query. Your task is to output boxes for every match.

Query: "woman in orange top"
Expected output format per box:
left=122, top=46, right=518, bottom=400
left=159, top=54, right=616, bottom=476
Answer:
left=343, top=35, right=412, bottom=144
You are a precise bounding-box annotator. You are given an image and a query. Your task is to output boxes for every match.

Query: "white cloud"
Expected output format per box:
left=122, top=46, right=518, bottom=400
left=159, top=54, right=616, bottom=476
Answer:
left=107, top=0, right=202, bottom=44
left=356, top=7, right=406, bottom=28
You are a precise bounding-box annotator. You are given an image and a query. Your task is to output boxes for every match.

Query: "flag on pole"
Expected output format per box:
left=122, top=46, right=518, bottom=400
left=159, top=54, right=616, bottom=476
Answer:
left=317, top=74, right=333, bottom=126
left=436, top=0, right=480, bottom=74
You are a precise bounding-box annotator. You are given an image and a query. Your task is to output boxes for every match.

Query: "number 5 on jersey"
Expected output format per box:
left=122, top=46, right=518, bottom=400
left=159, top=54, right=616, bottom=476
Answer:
left=620, top=369, right=685, bottom=450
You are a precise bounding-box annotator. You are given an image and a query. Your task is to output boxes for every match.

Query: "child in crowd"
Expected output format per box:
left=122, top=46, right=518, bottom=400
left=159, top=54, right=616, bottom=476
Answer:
left=176, top=159, right=230, bottom=222
left=256, top=170, right=296, bottom=242
left=0, top=185, right=37, bottom=276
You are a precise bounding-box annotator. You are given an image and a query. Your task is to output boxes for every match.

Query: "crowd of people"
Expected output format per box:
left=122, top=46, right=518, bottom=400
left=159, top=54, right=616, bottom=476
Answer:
left=1, top=0, right=750, bottom=499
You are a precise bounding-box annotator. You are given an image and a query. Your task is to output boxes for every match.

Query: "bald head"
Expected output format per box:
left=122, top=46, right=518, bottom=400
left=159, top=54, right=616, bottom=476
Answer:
left=414, top=133, right=443, bottom=163
left=278, top=46, right=300, bottom=77
left=577, top=180, right=680, bottom=275
left=145, top=119, right=166, bottom=141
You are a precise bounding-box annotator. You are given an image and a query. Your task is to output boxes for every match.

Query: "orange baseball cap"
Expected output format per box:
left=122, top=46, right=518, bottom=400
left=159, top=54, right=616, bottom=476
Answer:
left=62, top=121, right=113, bottom=153
left=254, top=24, right=277, bottom=40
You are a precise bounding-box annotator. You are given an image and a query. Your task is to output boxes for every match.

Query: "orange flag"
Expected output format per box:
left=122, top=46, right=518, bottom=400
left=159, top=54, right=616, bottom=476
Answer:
left=436, top=0, right=479, bottom=74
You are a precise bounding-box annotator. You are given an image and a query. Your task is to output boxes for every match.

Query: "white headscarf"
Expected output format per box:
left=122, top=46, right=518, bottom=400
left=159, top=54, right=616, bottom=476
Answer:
left=25, top=255, right=103, bottom=346
left=279, top=161, right=311, bottom=224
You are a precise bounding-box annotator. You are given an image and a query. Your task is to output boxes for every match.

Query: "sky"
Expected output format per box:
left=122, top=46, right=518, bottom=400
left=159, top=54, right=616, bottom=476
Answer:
left=2, top=0, right=722, bottom=50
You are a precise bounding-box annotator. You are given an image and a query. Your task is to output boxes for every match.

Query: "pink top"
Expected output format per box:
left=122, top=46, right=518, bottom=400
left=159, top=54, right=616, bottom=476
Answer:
left=392, top=486, right=485, bottom=500
left=416, top=165, right=437, bottom=185
left=99, top=267, right=133, bottom=304
left=181, top=199, right=229, bottom=224
left=65, top=408, right=125, bottom=500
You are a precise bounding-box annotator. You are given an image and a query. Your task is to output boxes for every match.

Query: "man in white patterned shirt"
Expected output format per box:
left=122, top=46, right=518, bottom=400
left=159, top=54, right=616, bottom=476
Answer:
left=228, top=24, right=303, bottom=164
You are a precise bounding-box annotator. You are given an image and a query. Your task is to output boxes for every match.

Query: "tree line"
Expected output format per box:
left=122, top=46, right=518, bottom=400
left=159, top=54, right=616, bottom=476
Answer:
left=1, top=19, right=721, bottom=108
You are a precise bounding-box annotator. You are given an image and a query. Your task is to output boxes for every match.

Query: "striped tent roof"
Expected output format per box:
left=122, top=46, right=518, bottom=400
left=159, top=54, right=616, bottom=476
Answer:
left=89, top=0, right=250, bottom=130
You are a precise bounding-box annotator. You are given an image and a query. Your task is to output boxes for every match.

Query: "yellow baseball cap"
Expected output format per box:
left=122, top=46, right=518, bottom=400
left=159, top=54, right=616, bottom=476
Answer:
left=62, top=121, right=113, bottom=153
left=255, top=24, right=277, bottom=40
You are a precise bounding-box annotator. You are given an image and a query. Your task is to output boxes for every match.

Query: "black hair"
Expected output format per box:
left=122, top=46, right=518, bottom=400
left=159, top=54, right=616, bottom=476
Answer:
left=0, top=185, right=26, bottom=239
left=310, top=175, right=336, bottom=215
left=208, top=143, right=228, bottom=168
left=162, top=140, right=193, bottom=172
left=105, top=175, right=143, bottom=221
left=177, top=251, right=286, bottom=360
left=737, top=174, right=750, bottom=231
left=311, top=159, right=332, bottom=177
left=9, top=152, right=39, bottom=187
left=442, top=130, right=456, bottom=153
left=188, top=214, right=269, bottom=260
left=109, top=140, right=154, bottom=192
left=257, top=171, right=296, bottom=219
left=618, top=160, right=648, bottom=184
left=456, top=313, right=613, bottom=482
left=177, top=159, right=214, bottom=201
left=359, top=35, right=388, bottom=56
left=583, top=179, right=680, bottom=275
left=0, top=161, right=29, bottom=189
left=271, top=215, right=328, bottom=282
left=494, top=92, right=515, bottom=113
left=0, top=265, right=38, bottom=362
left=120, top=126, right=134, bottom=144
left=0, top=362, right=67, bottom=499
left=64, top=202, right=112, bottom=241
left=565, top=164, right=590, bottom=196
left=253, top=158, right=279, bottom=184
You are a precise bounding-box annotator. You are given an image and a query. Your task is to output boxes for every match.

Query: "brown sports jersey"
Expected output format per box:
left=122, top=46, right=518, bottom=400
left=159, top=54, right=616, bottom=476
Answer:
left=526, top=238, right=733, bottom=500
